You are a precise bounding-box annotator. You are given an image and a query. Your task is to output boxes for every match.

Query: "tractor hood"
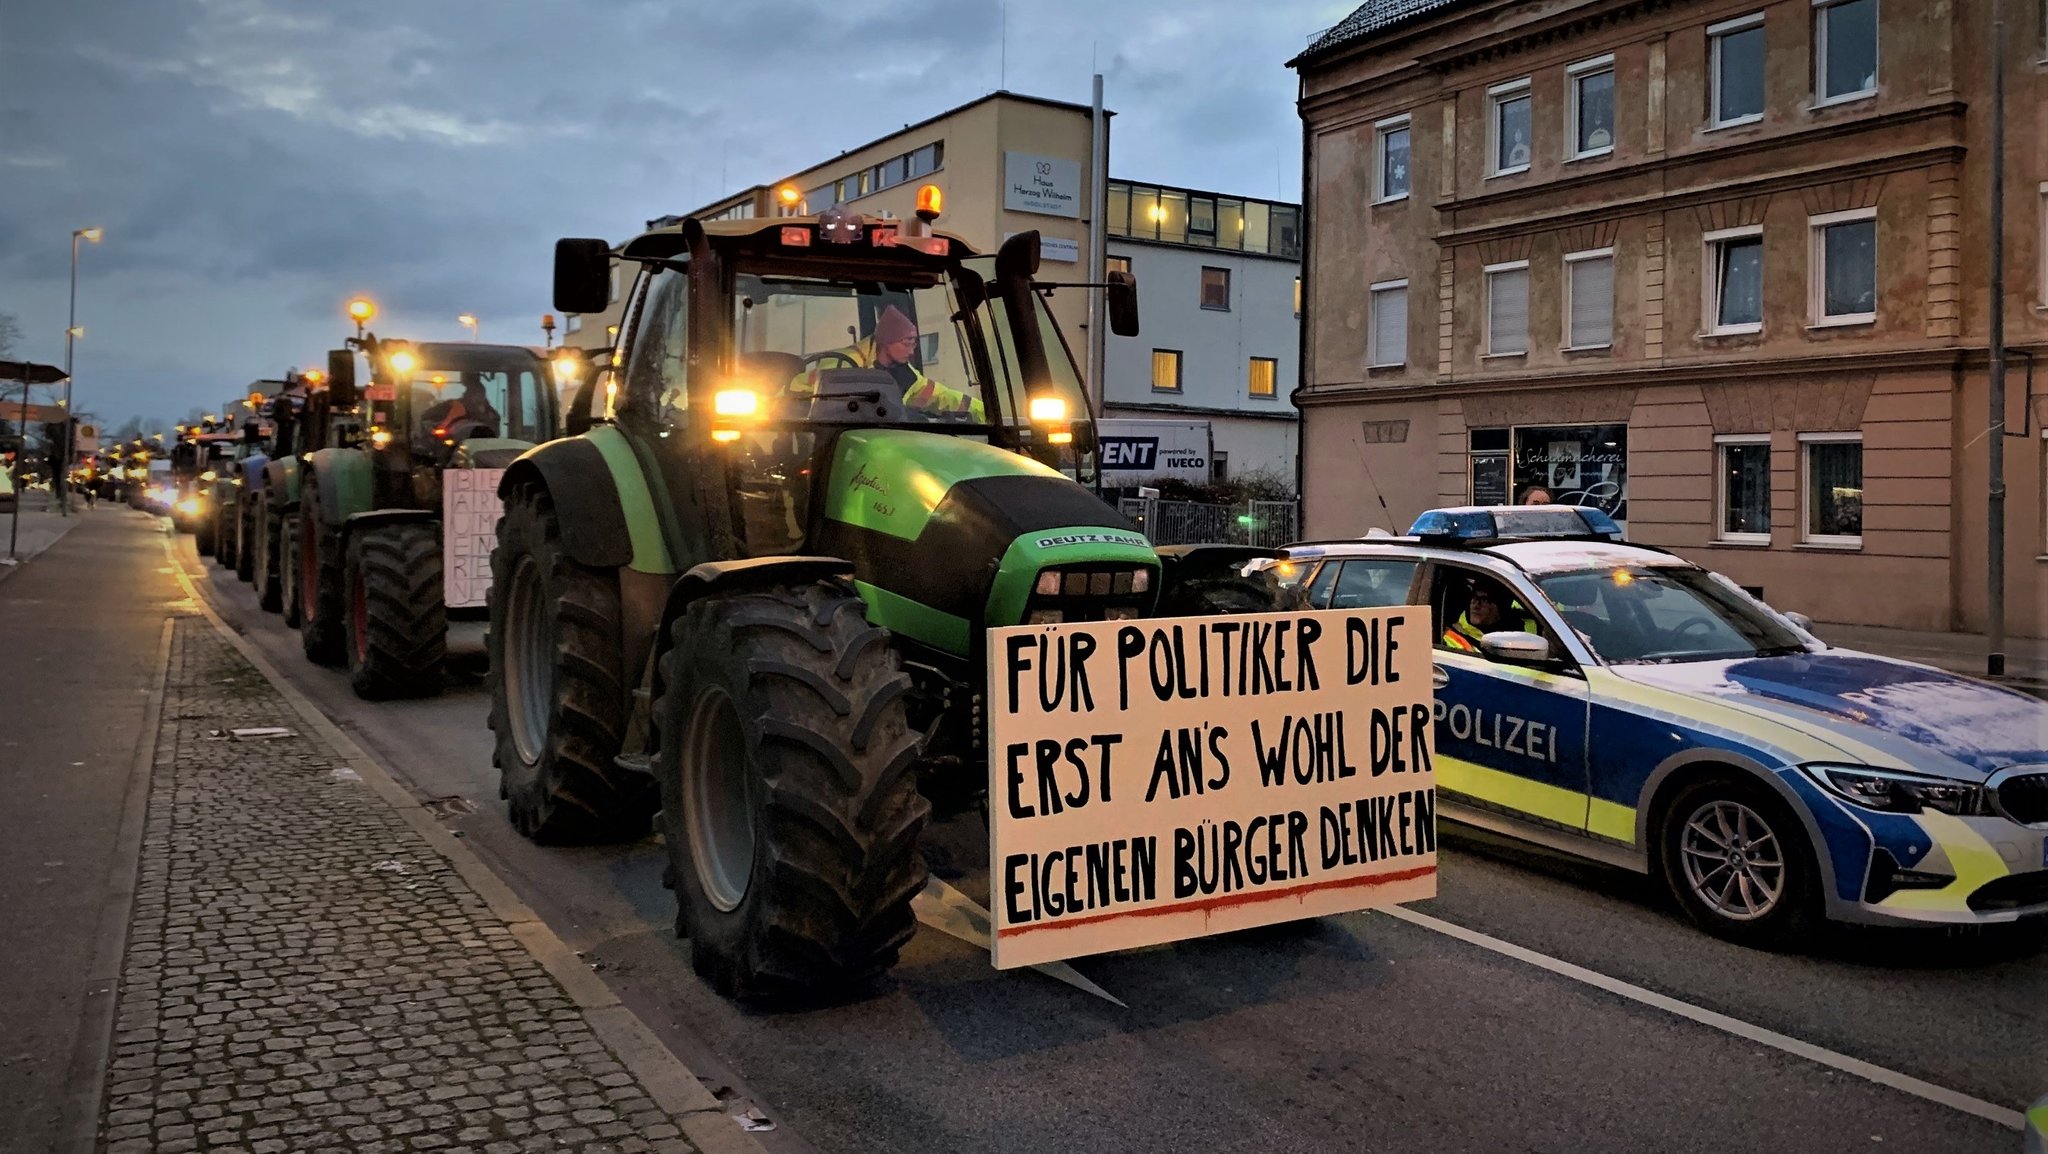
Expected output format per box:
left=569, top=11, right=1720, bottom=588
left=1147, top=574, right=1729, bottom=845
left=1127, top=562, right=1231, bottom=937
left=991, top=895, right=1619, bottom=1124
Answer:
left=817, top=430, right=1154, bottom=653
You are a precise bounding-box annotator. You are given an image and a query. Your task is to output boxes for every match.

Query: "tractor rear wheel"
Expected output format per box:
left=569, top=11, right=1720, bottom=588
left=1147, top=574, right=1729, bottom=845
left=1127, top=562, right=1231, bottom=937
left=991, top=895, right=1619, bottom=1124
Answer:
left=297, top=473, right=345, bottom=664
left=235, top=497, right=257, bottom=583
left=278, top=513, right=302, bottom=625
left=344, top=522, right=448, bottom=700
left=656, top=579, right=928, bottom=999
left=490, top=486, right=652, bottom=843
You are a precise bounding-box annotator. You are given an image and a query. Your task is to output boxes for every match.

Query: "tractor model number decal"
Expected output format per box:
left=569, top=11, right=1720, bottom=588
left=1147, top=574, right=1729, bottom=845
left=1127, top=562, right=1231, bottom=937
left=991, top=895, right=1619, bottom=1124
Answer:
left=1036, top=532, right=1149, bottom=550
left=443, top=468, right=506, bottom=609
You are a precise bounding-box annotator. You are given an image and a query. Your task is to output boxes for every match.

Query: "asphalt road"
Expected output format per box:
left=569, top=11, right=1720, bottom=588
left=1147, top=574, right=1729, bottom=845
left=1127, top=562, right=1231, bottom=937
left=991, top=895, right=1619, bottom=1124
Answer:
left=166, top=521, right=2043, bottom=1153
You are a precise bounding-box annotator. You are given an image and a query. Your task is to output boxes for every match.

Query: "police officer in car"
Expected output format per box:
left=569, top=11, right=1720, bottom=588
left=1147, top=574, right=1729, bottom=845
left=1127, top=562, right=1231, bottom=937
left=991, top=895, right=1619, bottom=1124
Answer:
left=1442, top=576, right=1542, bottom=653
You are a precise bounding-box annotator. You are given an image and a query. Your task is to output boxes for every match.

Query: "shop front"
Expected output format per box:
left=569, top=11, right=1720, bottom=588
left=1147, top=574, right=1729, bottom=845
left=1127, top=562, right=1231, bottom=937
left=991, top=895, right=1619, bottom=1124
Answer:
left=1467, top=423, right=1629, bottom=532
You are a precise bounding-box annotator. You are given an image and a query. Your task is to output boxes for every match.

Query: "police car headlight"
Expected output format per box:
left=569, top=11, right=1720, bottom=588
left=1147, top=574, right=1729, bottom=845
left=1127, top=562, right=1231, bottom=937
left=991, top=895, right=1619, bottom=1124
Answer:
left=1805, top=765, right=1987, bottom=816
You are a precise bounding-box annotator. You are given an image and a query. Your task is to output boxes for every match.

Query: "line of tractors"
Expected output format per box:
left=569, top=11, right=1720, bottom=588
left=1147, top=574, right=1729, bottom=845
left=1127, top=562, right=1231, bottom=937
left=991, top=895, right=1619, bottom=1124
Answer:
left=174, top=194, right=1288, bottom=999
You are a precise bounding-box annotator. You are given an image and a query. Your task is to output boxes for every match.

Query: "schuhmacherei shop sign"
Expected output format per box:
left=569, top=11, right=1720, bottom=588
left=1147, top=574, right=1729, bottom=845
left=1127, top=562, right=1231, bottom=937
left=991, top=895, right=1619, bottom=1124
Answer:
left=987, top=607, right=1437, bottom=968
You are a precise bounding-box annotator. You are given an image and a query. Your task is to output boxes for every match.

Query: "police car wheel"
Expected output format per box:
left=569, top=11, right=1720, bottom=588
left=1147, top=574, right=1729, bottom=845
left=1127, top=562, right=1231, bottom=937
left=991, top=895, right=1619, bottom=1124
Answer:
left=1658, top=777, right=1818, bottom=947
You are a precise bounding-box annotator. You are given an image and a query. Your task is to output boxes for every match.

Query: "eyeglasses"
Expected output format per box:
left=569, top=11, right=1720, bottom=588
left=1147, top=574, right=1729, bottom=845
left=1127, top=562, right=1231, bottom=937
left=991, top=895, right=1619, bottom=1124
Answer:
left=1468, top=591, right=1498, bottom=604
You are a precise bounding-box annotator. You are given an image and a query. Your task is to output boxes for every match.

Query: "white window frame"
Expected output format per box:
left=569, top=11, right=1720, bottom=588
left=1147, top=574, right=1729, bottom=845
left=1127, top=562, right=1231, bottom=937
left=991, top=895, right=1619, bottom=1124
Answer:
left=1562, top=247, right=1615, bottom=350
left=1799, top=431, right=1864, bottom=547
left=1814, top=0, right=1880, bottom=107
left=1809, top=206, right=1878, bottom=327
left=1703, top=224, right=1765, bottom=336
left=1483, top=260, right=1531, bottom=356
left=1487, top=78, right=1534, bottom=178
left=1368, top=279, right=1409, bottom=368
left=1714, top=434, right=1774, bottom=545
left=1374, top=114, right=1412, bottom=204
left=1565, top=55, right=1616, bottom=160
left=1708, top=13, right=1767, bottom=129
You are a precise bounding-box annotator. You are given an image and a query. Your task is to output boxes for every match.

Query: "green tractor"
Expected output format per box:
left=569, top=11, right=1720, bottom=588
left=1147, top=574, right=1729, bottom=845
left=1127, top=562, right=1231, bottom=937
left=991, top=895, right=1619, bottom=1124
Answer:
left=490, top=205, right=1280, bottom=997
left=295, top=319, right=564, bottom=699
left=253, top=374, right=328, bottom=621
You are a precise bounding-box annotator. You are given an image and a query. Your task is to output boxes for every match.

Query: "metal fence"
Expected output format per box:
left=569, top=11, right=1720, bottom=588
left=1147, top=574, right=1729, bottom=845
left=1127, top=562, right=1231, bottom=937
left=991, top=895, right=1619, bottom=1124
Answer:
left=1118, top=498, right=1300, bottom=548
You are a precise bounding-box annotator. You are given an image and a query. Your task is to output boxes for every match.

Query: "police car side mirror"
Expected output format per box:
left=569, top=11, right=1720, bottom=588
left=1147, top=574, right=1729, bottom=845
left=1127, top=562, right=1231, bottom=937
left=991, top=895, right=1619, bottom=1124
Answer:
left=1479, top=631, right=1555, bottom=667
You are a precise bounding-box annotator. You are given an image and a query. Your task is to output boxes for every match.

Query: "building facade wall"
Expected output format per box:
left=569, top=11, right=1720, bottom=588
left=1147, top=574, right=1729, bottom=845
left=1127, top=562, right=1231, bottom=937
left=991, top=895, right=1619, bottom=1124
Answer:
left=1297, top=0, right=2048, bottom=635
left=1104, top=238, right=1300, bottom=482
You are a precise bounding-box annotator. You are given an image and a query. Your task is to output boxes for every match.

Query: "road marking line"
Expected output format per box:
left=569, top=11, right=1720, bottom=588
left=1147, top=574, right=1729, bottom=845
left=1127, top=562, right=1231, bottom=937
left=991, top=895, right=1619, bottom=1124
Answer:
left=1378, top=905, right=2026, bottom=1131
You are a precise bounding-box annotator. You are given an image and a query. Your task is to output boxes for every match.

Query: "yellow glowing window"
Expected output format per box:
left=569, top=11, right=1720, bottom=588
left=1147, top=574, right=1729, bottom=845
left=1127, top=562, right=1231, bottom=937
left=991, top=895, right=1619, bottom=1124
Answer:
left=1151, top=349, right=1182, bottom=392
left=1248, top=357, right=1277, bottom=398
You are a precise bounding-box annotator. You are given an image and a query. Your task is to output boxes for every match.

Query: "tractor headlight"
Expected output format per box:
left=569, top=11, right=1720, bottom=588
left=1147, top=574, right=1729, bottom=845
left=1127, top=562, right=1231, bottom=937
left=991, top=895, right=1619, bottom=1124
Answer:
left=1027, top=395, right=1067, bottom=423
left=1805, top=765, right=1986, bottom=816
left=370, top=430, right=393, bottom=449
left=176, top=497, right=202, bottom=516
left=714, top=388, right=760, bottom=417
left=201, top=469, right=217, bottom=482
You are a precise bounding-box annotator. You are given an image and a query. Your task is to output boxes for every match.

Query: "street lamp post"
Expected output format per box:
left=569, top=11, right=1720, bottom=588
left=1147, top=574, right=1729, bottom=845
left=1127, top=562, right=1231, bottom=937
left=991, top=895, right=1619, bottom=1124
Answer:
left=60, top=226, right=102, bottom=518
left=458, top=314, right=480, bottom=343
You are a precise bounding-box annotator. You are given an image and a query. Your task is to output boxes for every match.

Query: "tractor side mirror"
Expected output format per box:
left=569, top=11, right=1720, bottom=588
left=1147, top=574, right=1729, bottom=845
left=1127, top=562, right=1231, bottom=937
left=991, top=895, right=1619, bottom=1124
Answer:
left=1106, top=269, right=1140, bottom=338
left=554, top=238, right=613, bottom=315
left=953, top=267, right=988, bottom=313
left=326, top=349, right=358, bottom=411
left=996, top=231, right=1041, bottom=285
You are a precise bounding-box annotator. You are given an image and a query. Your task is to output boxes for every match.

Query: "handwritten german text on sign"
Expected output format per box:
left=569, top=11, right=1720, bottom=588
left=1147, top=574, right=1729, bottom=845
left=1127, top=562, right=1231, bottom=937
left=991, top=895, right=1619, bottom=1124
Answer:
left=987, top=608, right=1437, bottom=969
left=442, top=468, right=505, bottom=609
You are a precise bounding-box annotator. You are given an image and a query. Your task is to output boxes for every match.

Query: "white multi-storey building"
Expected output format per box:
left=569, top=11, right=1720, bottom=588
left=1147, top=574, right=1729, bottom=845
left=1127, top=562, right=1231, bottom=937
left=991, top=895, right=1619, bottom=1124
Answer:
left=1102, top=179, right=1302, bottom=488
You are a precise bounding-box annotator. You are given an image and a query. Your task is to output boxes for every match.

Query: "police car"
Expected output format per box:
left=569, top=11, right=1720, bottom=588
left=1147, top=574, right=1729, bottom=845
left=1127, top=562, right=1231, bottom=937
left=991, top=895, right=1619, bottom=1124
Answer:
left=1266, top=506, right=2048, bottom=944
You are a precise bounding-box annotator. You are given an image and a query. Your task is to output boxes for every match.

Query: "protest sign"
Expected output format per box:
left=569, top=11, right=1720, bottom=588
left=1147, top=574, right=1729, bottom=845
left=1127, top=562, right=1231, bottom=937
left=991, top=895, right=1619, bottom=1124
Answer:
left=987, top=607, right=1437, bottom=969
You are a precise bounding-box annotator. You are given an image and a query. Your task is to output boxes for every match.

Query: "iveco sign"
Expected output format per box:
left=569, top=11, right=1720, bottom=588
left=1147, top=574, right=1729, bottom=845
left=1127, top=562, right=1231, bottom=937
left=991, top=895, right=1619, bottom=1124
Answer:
left=1097, top=419, right=1212, bottom=486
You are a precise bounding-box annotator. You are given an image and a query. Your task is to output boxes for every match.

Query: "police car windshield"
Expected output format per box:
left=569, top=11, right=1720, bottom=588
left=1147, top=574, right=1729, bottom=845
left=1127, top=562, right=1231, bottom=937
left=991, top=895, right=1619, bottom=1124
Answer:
left=1535, top=566, right=1807, bottom=664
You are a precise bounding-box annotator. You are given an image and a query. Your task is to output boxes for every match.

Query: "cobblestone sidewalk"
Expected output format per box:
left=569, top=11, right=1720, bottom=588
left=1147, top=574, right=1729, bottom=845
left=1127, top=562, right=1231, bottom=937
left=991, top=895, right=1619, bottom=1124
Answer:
left=97, top=619, right=704, bottom=1154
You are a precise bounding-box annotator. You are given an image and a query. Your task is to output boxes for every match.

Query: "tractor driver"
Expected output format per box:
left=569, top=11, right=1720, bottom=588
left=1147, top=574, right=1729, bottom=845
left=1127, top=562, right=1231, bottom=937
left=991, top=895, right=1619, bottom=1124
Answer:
left=418, top=376, right=503, bottom=444
left=789, top=305, right=985, bottom=421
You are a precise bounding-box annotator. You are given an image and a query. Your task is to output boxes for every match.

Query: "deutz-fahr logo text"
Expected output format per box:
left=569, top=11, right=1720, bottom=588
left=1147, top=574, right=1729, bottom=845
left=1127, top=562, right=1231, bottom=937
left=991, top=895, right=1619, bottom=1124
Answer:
left=1036, top=532, right=1149, bottom=549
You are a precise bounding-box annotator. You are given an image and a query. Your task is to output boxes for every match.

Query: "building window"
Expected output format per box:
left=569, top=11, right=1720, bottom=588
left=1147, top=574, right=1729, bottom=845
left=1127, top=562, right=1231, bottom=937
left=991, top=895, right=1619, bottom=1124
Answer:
left=1470, top=425, right=1631, bottom=529
left=1567, top=56, right=1615, bottom=158
left=1107, top=255, right=1131, bottom=278
left=1709, top=14, right=1767, bottom=127
left=1200, top=267, right=1231, bottom=311
left=1369, top=280, right=1409, bottom=367
left=1564, top=248, right=1615, bottom=349
left=1376, top=116, right=1412, bottom=201
left=1151, top=349, right=1183, bottom=392
left=1811, top=208, right=1877, bottom=324
left=1705, top=226, right=1764, bottom=334
left=1801, top=433, right=1863, bottom=545
left=1716, top=435, right=1773, bottom=543
left=1484, top=262, right=1530, bottom=355
left=1248, top=357, right=1278, bottom=398
left=564, top=313, right=583, bottom=334
left=1489, top=79, right=1533, bottom=175
left=1293, top=276, right=1303, bottom=317
left=1815, top=0, right=1879, bottom=104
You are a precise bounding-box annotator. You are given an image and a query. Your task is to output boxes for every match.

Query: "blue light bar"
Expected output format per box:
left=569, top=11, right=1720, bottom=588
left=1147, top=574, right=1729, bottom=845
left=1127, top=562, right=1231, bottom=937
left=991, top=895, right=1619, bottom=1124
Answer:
left=1408, top=506, right=1623, bottom=542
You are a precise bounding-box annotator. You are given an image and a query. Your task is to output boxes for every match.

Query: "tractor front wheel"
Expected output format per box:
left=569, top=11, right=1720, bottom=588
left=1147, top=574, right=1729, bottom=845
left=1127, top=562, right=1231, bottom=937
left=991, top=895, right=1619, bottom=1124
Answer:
left=344, top=522, right=448, bottom=700
left=214, top=496, right=237, bottom=569
left=656, top=579, right=928, bottom=999
left=235, top=497, right=257, bottom=583
left=490, top=486, right=652, bottom=843
left=297, top=473, right=345, bottom=664
left=194, top=505, right=217, bottom=557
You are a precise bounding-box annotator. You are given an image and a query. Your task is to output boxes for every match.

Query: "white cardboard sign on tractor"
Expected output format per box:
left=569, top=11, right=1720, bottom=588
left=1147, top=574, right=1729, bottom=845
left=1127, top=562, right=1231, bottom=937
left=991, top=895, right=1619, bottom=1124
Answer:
left=986, top=606, right=1438, bottom=969
left=442, top=469, right=505, bottom=609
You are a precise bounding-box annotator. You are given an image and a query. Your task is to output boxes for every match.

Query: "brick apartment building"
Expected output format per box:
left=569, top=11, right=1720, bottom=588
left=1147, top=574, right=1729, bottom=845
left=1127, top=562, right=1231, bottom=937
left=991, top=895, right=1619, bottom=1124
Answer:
left=1293, top=0, right=2048, bottom=635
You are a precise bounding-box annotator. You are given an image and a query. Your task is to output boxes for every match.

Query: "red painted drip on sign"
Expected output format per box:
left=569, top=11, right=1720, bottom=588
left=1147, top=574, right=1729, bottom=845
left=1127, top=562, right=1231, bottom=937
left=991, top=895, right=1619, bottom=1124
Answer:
left=994, top=863, right=1438, bottom=938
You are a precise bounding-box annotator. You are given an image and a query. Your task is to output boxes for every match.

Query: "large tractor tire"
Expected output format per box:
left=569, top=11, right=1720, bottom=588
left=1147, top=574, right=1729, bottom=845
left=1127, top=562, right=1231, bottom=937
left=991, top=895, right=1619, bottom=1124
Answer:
left=194, top=506, right=217, bottom=557
left=655, top=579, right=929, bottom=999
left=235, top=497, right=258, bottom=583
left=343, top=521, right=448, bottom=700
left=296, top=472, right=346, bottom=664
left=215, top=495, right=238, bottom=570
left=278, top=513, right=302, bottom=625
left=489, top=486, right=653, bottom=843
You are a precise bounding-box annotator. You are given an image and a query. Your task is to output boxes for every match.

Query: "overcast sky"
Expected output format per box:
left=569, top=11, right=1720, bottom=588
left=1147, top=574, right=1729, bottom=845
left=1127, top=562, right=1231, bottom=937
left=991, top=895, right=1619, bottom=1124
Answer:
left=0, top=0, right=1349, bottom=429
